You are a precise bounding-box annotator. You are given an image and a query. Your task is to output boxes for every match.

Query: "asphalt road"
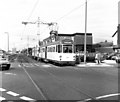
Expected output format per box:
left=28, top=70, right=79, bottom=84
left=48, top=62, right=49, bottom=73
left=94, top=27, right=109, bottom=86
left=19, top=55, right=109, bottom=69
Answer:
left=0, top=54, right=119, bottom=101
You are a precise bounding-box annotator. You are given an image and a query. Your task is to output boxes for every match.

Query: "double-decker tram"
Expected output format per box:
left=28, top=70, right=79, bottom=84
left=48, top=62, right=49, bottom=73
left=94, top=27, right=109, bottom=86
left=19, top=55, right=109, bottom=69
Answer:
left=39, top=37, right=76, bottom=65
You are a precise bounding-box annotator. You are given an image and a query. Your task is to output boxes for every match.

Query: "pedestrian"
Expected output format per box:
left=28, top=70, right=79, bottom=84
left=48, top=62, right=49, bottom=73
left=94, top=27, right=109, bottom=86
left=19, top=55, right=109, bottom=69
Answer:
left=95, top=52, right=101, bottom=64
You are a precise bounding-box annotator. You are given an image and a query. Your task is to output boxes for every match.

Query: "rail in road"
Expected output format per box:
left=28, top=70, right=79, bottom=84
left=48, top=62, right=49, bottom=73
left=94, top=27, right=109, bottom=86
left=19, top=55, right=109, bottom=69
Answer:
left=1, top=54, right=119, bottom=101
left=18, top=54, right=96, bottom=101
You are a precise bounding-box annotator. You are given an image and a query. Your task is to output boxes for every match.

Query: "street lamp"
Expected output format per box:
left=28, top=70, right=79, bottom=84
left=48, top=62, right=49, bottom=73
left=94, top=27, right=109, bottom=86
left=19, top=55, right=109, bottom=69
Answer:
left=5, top=32, right=9, bottom=52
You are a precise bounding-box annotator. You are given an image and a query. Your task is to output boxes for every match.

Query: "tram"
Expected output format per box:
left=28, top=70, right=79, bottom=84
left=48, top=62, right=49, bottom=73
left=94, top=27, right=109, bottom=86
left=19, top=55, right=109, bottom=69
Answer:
left=38, top=36, right=76, bottom=65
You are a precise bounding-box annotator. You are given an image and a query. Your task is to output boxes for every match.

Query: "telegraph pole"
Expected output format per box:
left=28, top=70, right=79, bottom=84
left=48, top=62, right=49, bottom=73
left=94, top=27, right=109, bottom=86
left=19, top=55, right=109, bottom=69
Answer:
left=84, top=0, right=87, bottom=64
left=37, top=17, right=40, bottom=45
left=5, top=32, right=9, bottom=52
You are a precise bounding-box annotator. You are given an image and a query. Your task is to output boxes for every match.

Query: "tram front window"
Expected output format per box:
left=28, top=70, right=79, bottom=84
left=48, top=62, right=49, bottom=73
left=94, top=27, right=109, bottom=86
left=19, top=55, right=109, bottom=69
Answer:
left=63, top=45, right=72, bottom=53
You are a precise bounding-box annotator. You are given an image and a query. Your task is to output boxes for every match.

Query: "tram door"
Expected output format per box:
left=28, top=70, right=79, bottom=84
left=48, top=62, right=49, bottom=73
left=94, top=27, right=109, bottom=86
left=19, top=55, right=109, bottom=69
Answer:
left=45, top=47, right=47, bottom=59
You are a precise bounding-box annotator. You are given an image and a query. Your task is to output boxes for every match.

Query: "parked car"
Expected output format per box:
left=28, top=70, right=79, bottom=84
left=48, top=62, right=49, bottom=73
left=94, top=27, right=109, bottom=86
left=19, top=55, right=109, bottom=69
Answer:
left=115, top=54, right=120, bottom=63
left=0, top=52, right=11, bottom=70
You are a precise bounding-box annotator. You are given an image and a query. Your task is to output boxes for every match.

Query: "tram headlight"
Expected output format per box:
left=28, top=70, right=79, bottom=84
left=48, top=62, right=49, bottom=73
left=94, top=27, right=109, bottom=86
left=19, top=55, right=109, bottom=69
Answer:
left=59, top=55, right=62, bottom=60
left=73, top=56, right=76, bottom=60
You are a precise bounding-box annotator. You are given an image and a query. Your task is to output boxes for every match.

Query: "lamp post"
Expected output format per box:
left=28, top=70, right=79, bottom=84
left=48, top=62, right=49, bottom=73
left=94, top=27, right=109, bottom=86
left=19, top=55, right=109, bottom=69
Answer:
left=5, top=32, right=9, bottom=52
left=84, top=0, right=87, bottom=64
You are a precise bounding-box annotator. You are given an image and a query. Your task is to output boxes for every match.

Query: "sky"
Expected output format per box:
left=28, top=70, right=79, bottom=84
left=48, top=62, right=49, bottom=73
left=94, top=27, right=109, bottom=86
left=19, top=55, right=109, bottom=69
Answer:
left=0, top=0, right=119, bottom=51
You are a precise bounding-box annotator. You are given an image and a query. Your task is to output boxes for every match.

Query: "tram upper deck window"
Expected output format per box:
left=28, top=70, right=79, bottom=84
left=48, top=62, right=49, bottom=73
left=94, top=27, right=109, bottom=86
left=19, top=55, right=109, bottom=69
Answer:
left=58, top=45, right=62, bottom=53
left=63, top=45, right=72, bottom=53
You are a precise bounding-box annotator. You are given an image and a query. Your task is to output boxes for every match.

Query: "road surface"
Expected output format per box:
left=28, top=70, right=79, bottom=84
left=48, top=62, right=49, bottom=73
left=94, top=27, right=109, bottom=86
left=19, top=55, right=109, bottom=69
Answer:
left=0, top=54, right=119, bottom=101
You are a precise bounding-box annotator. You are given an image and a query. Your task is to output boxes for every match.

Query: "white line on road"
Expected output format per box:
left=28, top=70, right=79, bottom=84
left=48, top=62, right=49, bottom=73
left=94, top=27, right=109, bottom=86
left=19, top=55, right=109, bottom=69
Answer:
left=95, top=93, right=120, bottom=100
left=18, top=65, right=21, bottom=67
left=42, top=65, right=51, bottom=67
left=4, top=73, right=16, bottom=75
left=0, top=96, right=6, bottom=100
left=34, top=63, right=40, bottom=66
left=78, top=93, right=120, bottom=102
left=6, top=91, right=19, bottom=96
left=30, top=63, right=34, bottom=67
left=20, top=96, right=35, bottom=101
left=0, top=88, right=6, bottom=92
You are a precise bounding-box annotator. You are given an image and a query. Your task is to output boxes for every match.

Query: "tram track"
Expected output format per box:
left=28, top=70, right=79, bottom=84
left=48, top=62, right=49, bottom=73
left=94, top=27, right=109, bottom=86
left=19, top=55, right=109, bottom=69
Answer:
left=17, top=55, right=49, bottom=101
left=17, top=54, right=97, bottom=101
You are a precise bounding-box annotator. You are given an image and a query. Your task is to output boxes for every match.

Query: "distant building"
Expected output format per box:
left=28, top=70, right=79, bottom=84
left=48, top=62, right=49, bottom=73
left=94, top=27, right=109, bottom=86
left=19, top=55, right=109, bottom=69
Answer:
left=12, top=48, right=16, bottom=54
left=93, top=41, right=114, bottom=53
left=112, top=1, right=120, bottom=53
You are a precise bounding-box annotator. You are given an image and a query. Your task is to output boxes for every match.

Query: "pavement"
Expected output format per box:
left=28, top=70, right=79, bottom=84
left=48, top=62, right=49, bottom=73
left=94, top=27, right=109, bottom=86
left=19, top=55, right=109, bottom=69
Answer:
left=77, top=60, right=117, bottom=67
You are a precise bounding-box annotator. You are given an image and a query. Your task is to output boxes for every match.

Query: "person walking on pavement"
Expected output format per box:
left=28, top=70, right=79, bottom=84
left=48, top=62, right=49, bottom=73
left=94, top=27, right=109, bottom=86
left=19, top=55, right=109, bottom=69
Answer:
left=95, top=51, right=101, bottom=64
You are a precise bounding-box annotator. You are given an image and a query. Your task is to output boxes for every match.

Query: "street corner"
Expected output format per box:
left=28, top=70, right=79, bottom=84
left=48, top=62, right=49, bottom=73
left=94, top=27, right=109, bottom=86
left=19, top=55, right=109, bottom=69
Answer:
left=101, top=60, right=117, bottom=64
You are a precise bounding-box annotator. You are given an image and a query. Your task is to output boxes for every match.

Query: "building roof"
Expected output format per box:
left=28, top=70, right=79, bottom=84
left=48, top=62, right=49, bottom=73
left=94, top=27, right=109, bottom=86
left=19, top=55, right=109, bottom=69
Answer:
left=58, top=33, right=92, bottom=36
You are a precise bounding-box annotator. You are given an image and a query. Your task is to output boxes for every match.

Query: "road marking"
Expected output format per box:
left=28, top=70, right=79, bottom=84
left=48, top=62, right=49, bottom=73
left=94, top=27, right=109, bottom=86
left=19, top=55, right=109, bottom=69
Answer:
left=95, top=93, right=120, bottom=100
left=42, top=65, right=51, bottom=67
left=23, top=64, right=29, bottom=67
left=4, top=73, right=16, bottom=75
left=18, top=65, right=21, bottom=67
left=0, top=88, right=6, bottom=92
left=78, top=93, right=120, bottom=102
left=6, top=91, right=19, bottom=96
left=20, top=96, right=35, bottom=101
left=30, top=63, right=34, bottom=67
left=34, top=63, right=39, bottom=66
left=0, top=96, right=6, bottom=100
left=0, top=87, right=36, bottom=101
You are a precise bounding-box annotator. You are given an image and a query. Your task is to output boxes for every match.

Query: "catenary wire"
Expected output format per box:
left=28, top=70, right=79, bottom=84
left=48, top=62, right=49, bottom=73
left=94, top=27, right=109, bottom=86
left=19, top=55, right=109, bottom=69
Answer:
left=55, top=0, right=91, bottom=22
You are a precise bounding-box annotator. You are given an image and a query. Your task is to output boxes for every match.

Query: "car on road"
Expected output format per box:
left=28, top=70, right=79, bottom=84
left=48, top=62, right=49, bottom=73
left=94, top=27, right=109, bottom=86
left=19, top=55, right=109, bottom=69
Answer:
left=0, top=50, right=11, bottom=70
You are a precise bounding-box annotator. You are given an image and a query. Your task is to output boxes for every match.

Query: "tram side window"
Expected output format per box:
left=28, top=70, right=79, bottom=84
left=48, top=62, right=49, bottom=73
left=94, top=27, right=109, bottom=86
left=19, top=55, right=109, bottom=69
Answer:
left=42, top=48, right=45, bottom=52
left=63, top=45, right=72, bottom=53
left=56, top=45, right=58, bottom=52
left=53, top=47, right=55, bottom=52
left=58, top=45, right=62, bottom=53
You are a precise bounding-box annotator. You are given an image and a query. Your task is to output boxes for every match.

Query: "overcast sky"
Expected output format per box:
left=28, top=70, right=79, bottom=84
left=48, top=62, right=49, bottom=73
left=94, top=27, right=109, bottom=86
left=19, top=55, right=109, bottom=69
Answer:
left=0, top=0, right=119, bottom=51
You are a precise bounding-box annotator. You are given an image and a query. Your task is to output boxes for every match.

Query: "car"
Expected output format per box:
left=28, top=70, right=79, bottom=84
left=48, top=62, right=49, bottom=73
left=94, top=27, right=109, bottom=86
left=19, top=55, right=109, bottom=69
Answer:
left=0, top=51, right=11, bottom=70
left=115, top=54, right=120, bottom=63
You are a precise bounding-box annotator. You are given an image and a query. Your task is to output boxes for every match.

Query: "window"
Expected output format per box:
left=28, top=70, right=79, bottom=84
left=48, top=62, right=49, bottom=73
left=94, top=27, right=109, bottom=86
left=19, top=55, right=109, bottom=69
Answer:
left=56, top=45, right=58, bottom=52
left=63, top=45, right=72, bottom=53
left=58, top=45, right=62, bottom=53
left=42, top=48, right=45, bottom=52
left=53, top=47, right=55, bottom=52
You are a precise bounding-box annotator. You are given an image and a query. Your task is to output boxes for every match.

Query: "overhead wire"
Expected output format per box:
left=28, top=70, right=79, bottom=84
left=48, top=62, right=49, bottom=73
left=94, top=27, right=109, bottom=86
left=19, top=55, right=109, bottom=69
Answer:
left=21, top=0, right=91, bottom=43
left=40, top=0, right=91, bottom=35
left=55, top=0, right=91, bottom=22
left=27, top=0, right=40, bottom=21
left=21, top=0, right=40, bottom=43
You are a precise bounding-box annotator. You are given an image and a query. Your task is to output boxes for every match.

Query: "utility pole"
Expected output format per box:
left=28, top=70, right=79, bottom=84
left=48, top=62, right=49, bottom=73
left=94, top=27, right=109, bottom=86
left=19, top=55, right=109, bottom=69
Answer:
left=5, top=32, right=9, bottom=52
left=37, top=17, right=40, bottom=46
left=84, top=0, right=87, bottom=64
